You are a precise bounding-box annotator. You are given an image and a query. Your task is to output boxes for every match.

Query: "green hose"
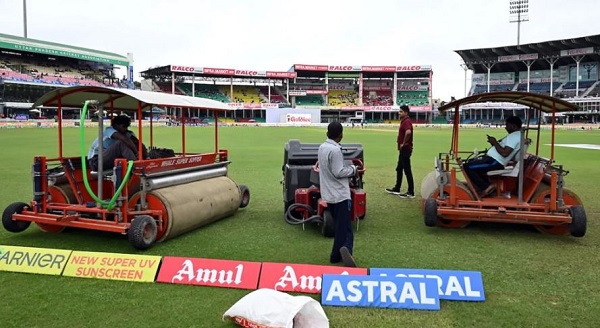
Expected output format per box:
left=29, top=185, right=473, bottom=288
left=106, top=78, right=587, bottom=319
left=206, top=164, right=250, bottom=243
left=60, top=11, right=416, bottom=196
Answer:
left=79, top=101, right=134, bottom=210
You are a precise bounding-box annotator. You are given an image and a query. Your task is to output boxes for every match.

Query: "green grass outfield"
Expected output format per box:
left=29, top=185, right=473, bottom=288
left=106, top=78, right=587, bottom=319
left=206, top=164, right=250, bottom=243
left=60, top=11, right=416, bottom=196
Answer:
left=0, top=125, right=599, bottom=328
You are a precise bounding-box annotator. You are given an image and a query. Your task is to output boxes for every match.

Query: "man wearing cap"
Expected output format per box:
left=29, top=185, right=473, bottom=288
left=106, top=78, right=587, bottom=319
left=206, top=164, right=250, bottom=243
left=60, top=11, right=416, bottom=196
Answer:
left=87, top=115, right=145, bottom=171
left=386, top=105, right=415, bottom=198
left=318, top=121, right=358, bottom=267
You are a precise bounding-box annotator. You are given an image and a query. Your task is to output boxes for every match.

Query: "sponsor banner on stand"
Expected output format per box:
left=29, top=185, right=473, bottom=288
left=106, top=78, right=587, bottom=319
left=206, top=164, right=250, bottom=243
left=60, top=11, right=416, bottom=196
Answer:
left=498, top=53, right=538, bottom=62
left=289, top=90, right=307, bottom=97
left=321, top=274, right=440, bottom=310
left=203, top=67, right=236, bottom=76
left=306, top=90, right=328, bottom=95
left=396, top=65, right=432, bottom=71
left=370, top=268, right=485, bottom=301
left=362, top=66, right=396, bottom=72
left=284, top=113, right=312, bottom=124
left=170, top=65, right=203, bottom=74
left=62, top=251, right=161, bottom=283
left=227, top=103, right=280, bottom=109
left=157, top=257, right=262, bottom=290
left=234, top=70, right=266, bottom=77
left=295, top=64, right=328, bottom=71
left=560, top=47, right=594, bottom=57
left=397, top=85, right=429, bottom=91
left=328, top=65, right=362, bottom=71
left=0, top=245, right=72, bottom=276
left=363, top=86, right=393, bottom=91
left=258, top=262, right=367, bottom=294
left=266, top=71, right=297, bottom=78
left=328, top=85, right=355, bottom=90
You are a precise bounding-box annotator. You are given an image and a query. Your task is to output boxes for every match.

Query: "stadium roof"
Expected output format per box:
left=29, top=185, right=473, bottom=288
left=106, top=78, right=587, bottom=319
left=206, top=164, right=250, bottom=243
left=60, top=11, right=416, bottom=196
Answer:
left=0, top=33, right=129, bottom=66
left=438, top=91, right=579, bottom=113
left=32, top=86, right=233, bottom=112
left=456, top=34, right=600, bottom=73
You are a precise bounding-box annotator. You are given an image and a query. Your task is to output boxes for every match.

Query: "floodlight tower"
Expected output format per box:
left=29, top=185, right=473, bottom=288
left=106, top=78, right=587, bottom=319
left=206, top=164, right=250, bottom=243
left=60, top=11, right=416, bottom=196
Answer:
left=509, top=0, right=529, bottom=47
left=23, top=0, right=28, bottom=38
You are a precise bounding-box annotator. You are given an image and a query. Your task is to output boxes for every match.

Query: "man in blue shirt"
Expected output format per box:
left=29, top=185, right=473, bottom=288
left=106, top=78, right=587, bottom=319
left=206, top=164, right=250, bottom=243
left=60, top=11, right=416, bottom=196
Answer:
left=318, top=122, right=358, bottom=267
left=463, top=116, right=522, bottom=197
left=87, top=115, right=144, bottom=171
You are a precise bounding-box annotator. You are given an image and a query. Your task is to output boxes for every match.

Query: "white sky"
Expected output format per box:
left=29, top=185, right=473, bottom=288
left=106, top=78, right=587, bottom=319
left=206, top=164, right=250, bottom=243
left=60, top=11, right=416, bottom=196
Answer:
left=1, top=0, right=599, bottom=101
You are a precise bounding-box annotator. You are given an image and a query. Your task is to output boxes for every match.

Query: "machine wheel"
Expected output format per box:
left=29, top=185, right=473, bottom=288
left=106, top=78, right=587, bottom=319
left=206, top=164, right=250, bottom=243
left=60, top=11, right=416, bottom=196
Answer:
left=424, top=198, right=438, bottom=227
left=239, top=185, right=250, bottom=208
left=321, top=210, right=335, bottom=238
left=128, top=215, right=158, bottom=250
left=532, top=185, right=582, bottom=235
left=2, top=202, right=32, bottom=233
left=569, top=205, right=587, bottom=237
left=425, top=182, right=472, bottom=229
left=38, top=184, right=74, bottom=233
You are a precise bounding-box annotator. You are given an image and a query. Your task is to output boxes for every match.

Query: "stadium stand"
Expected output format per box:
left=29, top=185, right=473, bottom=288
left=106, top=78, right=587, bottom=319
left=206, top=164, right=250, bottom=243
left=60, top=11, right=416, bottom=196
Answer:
left=178, top=83, right=231, bottom=102
left=231, top=86, right=262, bottom=103
left=155, top=82, right=185, bottom=95
left=328, top=90, right=358, bottom=106
left=296, top=95, right=324, bottom=106
left=362, top=90, right=393, bottom=106
left=472, top=83, right=516, bottom=95
left=397, top=90, right=429, bottom=106
left=257, top=86, right=287, bottom=104
left=0, top=33, right=131, bottom=106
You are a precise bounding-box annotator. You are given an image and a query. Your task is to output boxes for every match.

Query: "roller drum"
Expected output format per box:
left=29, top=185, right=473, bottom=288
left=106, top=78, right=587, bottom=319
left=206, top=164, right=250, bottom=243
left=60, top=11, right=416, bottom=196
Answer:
left=144, top=167, right=227, bottom=191
left=134, top=176, right=242, bottom=242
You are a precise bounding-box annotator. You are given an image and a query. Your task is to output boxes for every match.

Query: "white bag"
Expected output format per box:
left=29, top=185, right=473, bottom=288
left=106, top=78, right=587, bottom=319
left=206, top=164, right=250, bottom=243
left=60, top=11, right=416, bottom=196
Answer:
left=223, top=288, right=329, bottom=328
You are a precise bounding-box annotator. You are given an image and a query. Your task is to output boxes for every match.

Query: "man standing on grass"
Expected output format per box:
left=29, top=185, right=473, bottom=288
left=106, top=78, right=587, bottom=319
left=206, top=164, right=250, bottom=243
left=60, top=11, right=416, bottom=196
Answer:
left=318, top=122, right=358, bottom=267
left=386, top=105, right=415, bottom=198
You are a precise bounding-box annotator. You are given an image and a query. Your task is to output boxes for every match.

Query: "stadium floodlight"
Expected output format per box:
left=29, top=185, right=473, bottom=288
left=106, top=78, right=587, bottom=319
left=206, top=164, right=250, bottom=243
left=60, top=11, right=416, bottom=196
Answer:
left=23, top=0, right=28, bottom=38
left=509, top=0, right=529, bottom=47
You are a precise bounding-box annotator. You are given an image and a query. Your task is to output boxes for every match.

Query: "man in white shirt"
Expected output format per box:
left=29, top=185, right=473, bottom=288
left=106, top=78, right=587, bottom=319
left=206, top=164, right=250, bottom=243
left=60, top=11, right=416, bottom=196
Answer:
left=463, top=116, right=522, bottom=197
left=87, top=115, right=144, bottom=171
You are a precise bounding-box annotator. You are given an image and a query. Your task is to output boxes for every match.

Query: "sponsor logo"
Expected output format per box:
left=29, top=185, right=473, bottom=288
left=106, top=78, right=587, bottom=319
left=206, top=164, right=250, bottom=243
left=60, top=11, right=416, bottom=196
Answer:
left=362, top=66, right=396, bottom=72
left=266, top=71, right=297, bottom=78
left=328, top=85, right=354, bottom=90
left=234, top=70, right=259, bottom=76
left=560, top=47, right=594, bottom=57
left=158, top=155, right=203, bottom=168
left=498, top=53, right=538, bottom=62
left=286, top=114, right=312, bottom=123
left=157, top=257, right=261, bottom=289
left=370, top=268, right=485, bottom=301
left=305, top=90, right=327, bottom=95
left=171, top=65, right=196, bottom=72
left=328, top=65, right=360, bottom=71
left=258, top=262, right=367, bottom=293
left=398, top=85, right=420, bottom=91
left=0, top=245, right=72, bottom=276
left=397, top=65, right=422, bottom=71
left=289, top=90, right=307, bottom=96
left=369, top=106, right=394, bottom=111
left=322, top=274, right=440, bottom=310
left=62, top=251, right=161, bottom=282
left=204, top=67, right=235, bottom=75
left=295, top=64, right=328, bottom=71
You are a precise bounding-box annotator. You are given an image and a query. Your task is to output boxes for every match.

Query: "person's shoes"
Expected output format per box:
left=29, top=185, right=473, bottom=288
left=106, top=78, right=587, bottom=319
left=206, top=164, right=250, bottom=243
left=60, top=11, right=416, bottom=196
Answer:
left=340, top=247, right=357, bottom=267
left=399, top=192, right=416, bottom=199
left=385, top=187, right=401, bottom=195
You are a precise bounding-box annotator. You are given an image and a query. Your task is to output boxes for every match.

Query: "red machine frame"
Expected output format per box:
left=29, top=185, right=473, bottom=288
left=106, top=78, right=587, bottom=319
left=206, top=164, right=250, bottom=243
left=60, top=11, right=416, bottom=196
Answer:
left=2, top=86, right=248, bottom=249
left=423, top=92, right=586, bottom=237
left=288, top=159, right=366, bottom=237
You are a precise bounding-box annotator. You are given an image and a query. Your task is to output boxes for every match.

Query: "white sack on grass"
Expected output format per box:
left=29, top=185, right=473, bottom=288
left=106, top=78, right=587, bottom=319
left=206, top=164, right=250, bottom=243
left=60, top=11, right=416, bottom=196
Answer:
left=223, top=288, right=329, bottom=328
